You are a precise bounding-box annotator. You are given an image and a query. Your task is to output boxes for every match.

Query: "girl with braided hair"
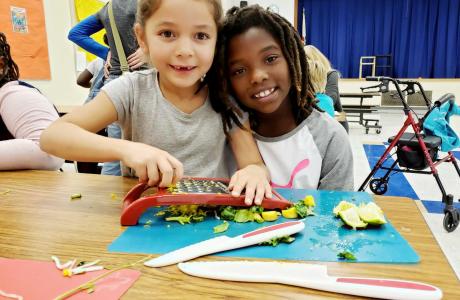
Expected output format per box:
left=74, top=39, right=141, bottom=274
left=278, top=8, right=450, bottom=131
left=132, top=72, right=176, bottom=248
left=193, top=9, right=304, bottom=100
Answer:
left=210, top=5, right=353, bottom=190
left=0, top=32, right=63, bottom=170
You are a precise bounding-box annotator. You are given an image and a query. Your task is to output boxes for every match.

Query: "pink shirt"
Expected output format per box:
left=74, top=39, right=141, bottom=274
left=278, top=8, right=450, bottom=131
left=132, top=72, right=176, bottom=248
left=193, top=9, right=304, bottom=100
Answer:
left=0, top=81, right=64, bottom=170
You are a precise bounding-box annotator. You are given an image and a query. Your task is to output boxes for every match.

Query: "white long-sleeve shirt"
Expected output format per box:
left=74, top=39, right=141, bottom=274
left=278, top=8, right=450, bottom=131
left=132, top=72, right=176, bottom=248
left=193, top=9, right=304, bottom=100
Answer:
left=0, top=81, right=64, bottom=170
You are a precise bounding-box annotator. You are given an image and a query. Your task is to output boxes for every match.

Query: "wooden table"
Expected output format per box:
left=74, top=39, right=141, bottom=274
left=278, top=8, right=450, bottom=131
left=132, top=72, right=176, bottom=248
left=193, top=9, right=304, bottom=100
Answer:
left=1, top=171, right=459, bottom=299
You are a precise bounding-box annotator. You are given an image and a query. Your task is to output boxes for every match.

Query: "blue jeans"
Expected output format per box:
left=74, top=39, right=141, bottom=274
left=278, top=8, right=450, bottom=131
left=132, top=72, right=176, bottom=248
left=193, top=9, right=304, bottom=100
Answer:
left=101, top=123, right=122, bottom=176
left=100, top=75, right=122, bottom=176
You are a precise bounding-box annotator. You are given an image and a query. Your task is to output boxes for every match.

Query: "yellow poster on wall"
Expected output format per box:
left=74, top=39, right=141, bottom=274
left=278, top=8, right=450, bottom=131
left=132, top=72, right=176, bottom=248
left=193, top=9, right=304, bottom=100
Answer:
left=0, top=0, right=50, bottom=80
left=74, top=0, right=107, bottom=61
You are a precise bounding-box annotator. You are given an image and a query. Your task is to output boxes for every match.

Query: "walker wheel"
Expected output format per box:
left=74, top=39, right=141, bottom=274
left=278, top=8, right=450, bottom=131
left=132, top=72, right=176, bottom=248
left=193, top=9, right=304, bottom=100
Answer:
left=369, top=178, right=388, bottom=195
left=443, top=209, right=459, bottom=232
left=376, top=129, right=381, bottom=134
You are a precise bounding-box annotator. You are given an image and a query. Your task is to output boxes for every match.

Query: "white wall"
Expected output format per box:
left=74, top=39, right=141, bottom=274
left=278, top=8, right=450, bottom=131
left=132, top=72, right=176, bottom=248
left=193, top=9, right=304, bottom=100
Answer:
left=26, top=0, right=88, bottom=106
left=222, top=0, right=295, bottom=26
left=24, top=0, right=459, bottom=107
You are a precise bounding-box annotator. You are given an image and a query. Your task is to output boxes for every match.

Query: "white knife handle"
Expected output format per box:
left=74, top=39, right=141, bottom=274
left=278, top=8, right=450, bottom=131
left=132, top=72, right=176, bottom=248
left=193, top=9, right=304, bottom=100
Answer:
left=231, top=221, right=305, bottom=248
left=288, top=276, right=442, bottom=300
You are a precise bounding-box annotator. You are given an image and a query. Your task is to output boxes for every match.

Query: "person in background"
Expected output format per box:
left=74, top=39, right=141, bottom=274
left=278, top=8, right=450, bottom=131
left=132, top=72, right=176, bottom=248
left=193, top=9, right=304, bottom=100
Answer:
left=304, top=45, right=349, bottom=132
left=210, top=5, right=353, bottom=190
left=0, top=32, right=63, bottom=170
left=77, top=57, right=105, bottom=102
left=68, top=0, right=148, bottom=176
left=306, top=58, right=335, bottom=117
left=77, top=34, right=110, bottom=104
left=41, top=0, right=272, bottom=205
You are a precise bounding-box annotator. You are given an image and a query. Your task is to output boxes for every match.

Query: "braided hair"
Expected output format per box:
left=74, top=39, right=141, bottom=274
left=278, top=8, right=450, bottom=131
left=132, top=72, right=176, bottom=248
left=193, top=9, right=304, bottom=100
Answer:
left=208, top=5, right=316, bottom=133
left=0, top=32, right=19, bottom=88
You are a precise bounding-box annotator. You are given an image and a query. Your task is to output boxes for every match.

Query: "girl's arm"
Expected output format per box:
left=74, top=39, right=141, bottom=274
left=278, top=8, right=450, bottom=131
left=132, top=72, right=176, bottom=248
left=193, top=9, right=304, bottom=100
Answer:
left=68, top=14, right=109, bottom=60
left=227, top=121, right=272, bottom=205
left=40, top=92, right=183, bottom=186
left=76, top=69, right=93, bottom=88
left=0, top=85, right=64, bottom=170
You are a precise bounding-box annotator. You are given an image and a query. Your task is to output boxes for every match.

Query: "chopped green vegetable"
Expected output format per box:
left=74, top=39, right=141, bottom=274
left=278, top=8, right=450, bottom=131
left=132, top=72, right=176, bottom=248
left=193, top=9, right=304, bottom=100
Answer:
left=337, top=251, right=357, bottom=260
left=253, top=212, right=264, bottom=223
left=234, top=209, right=255, bottom=223
left=165, top=216, right=192, bottom=225
left=213, top=221, right=229, bottom=233
left=191, top=215, right=205, bottom=222
left=260, top=236, right=296, bottom=246
left=249, top=206, right=264, bottom=214
left=294, top=200, right=315, bottom=218
left=219, top=206, right=237, bottom=221
left=163, top=205, right=208, bottom=224
left=70, top=193, right=82, bottom=200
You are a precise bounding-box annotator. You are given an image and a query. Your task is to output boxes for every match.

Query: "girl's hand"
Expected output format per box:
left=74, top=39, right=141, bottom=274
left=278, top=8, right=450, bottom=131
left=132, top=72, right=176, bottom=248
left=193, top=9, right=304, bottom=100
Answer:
left=104, top=51, right=112, bottom=78
left=127, top=48, right=146, bottom=70
left=121, top=142, right=184, bottom=187
left=228, top=164, right=273, bottom=206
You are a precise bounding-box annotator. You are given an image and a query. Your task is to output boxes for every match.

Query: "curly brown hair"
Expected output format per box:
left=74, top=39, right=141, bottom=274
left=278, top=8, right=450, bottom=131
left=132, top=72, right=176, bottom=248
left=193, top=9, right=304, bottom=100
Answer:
left=0, top=32, right=19, bottom=88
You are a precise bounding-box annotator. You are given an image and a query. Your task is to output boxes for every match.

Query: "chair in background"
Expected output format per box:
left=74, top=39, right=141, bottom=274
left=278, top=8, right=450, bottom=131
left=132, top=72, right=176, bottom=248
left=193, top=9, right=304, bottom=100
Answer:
left=375, top=54, right=393, bottom=77
left=359, top=56, right=376, bottom=78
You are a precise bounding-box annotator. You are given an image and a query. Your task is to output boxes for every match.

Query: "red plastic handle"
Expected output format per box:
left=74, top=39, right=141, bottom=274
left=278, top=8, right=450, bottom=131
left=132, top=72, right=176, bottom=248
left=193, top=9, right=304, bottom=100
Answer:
left=120, top=178, right=291, bottom=226
left=242, top=221, right=303, bottom=238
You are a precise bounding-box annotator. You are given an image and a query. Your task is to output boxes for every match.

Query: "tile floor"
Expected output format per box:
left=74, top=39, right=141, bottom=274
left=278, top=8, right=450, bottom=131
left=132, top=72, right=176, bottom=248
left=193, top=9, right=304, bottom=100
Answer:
left=349, top=109, right=460, bottom=279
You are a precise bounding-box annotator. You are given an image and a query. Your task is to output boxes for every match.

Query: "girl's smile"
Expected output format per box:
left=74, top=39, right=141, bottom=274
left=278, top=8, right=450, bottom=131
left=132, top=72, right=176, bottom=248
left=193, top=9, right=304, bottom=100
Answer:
left=169, top=64, right=197, bottom=73
left=252, top=86, right=278, bottom=102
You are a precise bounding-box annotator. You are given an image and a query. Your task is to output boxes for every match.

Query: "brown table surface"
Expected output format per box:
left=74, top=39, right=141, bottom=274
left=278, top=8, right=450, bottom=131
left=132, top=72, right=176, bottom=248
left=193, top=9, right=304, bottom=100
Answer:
left=0, top=170, right=458, bottom=299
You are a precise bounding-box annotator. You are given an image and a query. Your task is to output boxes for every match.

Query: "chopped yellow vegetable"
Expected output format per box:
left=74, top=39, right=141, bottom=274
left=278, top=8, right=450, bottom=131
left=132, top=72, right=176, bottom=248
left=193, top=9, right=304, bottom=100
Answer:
left=338, top=207, right=367, bottom=229
left=333, top=201, right=356, bottom=216
left=253, top=212, right=264, bottom=223
left=303, top=195, right=316, bottom=207
left=0, top=189, right=11, bottom=196
left=282, top=207, right=298, bottom=219
left=261, top=211, right=280, bottom=222
left=70, top=193, right=82, bottom=200
left=62, top=268, right=72, bottom=277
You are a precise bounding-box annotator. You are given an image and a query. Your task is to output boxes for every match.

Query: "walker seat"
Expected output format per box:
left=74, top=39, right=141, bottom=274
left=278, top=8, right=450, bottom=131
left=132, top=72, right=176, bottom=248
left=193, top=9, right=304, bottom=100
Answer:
left=388, top=133, right=441, bottom=170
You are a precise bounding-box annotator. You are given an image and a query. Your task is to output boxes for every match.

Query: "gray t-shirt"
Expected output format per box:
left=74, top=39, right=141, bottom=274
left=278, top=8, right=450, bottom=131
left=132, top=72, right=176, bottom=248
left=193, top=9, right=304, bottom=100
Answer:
left=97, top=0, right=147, bottom=76
left=102, top=69, right=230, bottom=178
left=254, top=109, right=353, bottom=191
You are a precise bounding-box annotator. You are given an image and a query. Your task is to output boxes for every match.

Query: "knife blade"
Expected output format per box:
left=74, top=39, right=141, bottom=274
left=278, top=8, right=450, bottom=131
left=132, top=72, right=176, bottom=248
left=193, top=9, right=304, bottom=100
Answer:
left=177, top=261, right=442, bottom=300
left=144, top=220, right=305, bottom=268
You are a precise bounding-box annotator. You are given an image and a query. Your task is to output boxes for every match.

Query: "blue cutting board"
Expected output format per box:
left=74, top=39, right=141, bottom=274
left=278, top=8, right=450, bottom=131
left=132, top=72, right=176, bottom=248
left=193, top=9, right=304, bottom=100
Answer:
left=108, top=189, right=419, bottom=263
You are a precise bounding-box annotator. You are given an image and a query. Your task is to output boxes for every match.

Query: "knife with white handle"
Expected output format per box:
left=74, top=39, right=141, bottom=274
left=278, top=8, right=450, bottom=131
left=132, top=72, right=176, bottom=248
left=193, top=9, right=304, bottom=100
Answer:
left=178, top=261, right=442, bottom=300
left=144, top=220, right=305, bottom=268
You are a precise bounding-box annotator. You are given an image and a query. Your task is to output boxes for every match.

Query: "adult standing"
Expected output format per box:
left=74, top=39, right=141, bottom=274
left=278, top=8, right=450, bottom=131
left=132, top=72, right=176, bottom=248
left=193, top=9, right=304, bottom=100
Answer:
left=68, top=0, right=148, bottom=175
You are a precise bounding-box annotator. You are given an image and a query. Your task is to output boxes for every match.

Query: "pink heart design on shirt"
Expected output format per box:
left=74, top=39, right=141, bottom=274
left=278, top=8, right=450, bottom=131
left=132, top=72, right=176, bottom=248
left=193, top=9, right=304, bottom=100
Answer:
left=271, top=159, right=310, bottom=189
